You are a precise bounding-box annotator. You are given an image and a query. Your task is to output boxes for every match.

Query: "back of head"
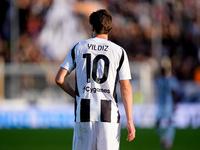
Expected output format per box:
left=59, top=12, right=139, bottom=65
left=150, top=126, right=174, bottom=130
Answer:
left=89, top=9, right=112, bottom=34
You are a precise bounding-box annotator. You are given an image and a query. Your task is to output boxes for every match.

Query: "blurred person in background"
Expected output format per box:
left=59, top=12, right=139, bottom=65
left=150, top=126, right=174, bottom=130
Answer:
left=55, top=9, right=135, bottom=150
left=155, top=56, right=180, bottom=149
left=38, top=0, right=88, bottom=62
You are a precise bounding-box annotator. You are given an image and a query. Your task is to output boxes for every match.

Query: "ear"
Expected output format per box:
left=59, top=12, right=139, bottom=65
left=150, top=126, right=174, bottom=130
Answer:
left=92, top=26, right=95, bottom=32
left=90, top=25, right=95, bottom=32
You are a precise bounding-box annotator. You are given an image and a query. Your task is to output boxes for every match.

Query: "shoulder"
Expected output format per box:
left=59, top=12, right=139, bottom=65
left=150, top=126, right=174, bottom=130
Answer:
left=79, top=38, right=93, bottom=45
left=75, top=38, right=94, bottom=49
left=71, top=39, right=90, bottom=52
left=107, top=40, right=125, bottom=57
left=108, top=40, right=123, bottom=49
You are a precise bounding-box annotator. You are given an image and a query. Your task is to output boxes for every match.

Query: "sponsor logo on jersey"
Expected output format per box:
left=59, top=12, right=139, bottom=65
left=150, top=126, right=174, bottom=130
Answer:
left=83, top=86, right=110, bottom=93
left=88, top=44, right=108, bottom=51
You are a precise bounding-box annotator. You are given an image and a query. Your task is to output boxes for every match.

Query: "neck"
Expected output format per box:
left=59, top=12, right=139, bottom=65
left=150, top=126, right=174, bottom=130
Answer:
left=93, top=32, right=108, bottom=40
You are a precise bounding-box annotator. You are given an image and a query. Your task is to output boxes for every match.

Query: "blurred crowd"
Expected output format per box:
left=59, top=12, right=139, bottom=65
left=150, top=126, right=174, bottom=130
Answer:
left=0, top=0, right=200, bottom=82
left=0, top=0, right=53, bottom=63
left=106, top=0, right=200, bottom=82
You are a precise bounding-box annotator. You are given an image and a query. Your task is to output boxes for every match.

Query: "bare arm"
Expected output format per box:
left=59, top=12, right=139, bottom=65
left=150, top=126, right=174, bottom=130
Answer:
left=120, top=79, right=136, bottom=142
left=55, top=67, right=75, bottom=98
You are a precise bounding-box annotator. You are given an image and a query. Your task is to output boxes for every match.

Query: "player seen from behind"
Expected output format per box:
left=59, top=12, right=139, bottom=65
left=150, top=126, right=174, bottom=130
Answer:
left=55, top=9, right=136, bottom=150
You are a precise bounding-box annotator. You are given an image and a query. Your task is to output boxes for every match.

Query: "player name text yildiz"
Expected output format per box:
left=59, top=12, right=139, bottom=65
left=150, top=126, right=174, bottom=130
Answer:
left=88, top=44, right=109, bottom=51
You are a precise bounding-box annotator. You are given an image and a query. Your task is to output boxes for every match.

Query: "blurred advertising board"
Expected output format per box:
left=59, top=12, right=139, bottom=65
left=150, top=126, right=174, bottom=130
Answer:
left=0, top=100, right=200, bottom=129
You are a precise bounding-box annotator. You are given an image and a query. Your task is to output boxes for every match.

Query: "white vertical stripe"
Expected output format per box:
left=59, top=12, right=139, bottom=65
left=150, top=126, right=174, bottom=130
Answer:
left=111, top=101, right=119, bottom=123
left=90, top=98, right=101, bottom=121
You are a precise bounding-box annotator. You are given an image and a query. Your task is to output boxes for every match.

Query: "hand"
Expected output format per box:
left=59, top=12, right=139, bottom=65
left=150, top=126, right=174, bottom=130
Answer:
left=126, top=121, right=136, bottom=142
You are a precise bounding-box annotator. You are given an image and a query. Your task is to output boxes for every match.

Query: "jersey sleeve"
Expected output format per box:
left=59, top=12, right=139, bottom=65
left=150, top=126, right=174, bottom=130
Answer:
left=60, top=44, right=77, bottom=73
left=118, top=49, right=132, bottom=80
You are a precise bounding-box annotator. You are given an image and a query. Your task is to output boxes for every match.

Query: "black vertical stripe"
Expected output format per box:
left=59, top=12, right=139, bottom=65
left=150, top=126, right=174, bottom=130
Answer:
left=74, top=73, right=78, bottom=122
left=71, top=43, right=78, bottom=63
left=75, top=72, right=79, bottom=97
left=74, top=96, right=77, bottom=122
left=118, top=49, right=124, bottom=71
left=80, top=99, right=90, bottom=122
left=117, top=110, right=120, bottom=123
left=101, top=100, right=111, bottom=122
left=71, top=43, right=80, bottom=97
left=113, top=74, right=118, bottom=103
left=113, top=49, right=124, bottom=103
left=72, top=43, right=79, bottom=122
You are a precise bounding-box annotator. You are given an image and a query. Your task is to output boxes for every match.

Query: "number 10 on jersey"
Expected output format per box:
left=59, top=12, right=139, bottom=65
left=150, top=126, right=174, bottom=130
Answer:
left=83, top=53, right=110, bottom=84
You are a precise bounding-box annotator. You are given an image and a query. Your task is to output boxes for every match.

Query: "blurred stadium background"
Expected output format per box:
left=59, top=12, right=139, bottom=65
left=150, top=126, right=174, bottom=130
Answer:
left=0, top=0, right=200, bottom=149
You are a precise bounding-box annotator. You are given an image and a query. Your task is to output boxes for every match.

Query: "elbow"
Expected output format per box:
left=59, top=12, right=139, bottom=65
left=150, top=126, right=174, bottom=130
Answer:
left=55, top=68, right=69, bottom=85
left=55, top=76, right=63, bottom=85
left=55, top=78, right=60, bottom=85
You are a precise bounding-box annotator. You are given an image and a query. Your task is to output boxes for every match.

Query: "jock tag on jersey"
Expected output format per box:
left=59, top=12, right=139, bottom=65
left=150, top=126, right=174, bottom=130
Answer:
left=88, top=44, right=108, bottom=51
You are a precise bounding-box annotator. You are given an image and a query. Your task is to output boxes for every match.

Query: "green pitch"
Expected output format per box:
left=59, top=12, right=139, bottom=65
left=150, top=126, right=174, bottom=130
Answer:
left=0, top=128, right=199, bottom=150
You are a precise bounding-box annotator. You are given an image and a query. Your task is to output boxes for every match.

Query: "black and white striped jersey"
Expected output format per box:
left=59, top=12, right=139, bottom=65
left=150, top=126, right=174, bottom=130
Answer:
left=61, top=37, right=131, bottom=123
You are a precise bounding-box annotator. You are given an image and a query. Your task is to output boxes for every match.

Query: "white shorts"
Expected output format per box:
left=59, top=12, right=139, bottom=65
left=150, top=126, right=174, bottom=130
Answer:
left=72, top=122, right=121, bottom=150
